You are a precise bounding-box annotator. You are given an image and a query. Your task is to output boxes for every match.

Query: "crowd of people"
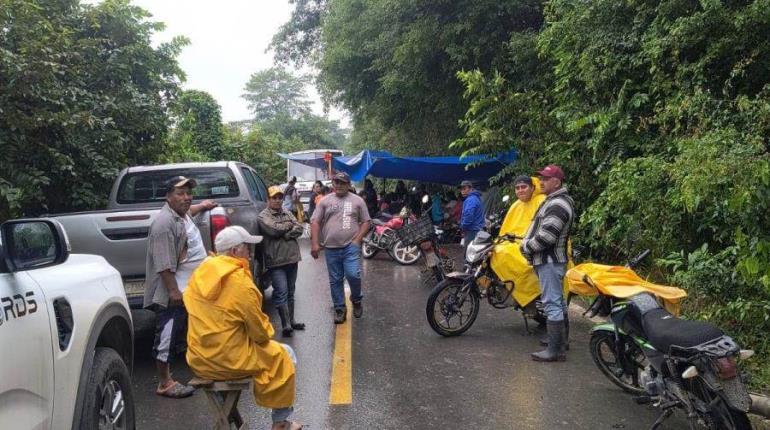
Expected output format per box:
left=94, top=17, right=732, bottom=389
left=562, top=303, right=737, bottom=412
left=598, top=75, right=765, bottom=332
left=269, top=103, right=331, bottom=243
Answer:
left=140, top=163, right=573, bottom=429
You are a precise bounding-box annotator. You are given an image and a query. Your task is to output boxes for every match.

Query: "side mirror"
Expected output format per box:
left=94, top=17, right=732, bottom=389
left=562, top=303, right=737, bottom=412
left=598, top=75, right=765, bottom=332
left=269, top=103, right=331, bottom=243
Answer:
left=421, top=195, right=429, bottom=204
left=1, top=219, right=70, bottom=272
left=502, top=195, right=510, bottom=203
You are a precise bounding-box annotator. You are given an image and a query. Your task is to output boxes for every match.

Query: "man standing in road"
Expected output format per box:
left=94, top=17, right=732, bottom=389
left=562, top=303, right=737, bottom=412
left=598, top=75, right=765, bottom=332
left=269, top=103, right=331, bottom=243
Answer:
left=143, top=176, right=217, bottom=397
left=520, top=165, right=575, bottom=362
left=459, top=180, right=485, bottom=255
left=258, top=185, right=306, bottom=337
left=310, top=172, right=371, bottom=324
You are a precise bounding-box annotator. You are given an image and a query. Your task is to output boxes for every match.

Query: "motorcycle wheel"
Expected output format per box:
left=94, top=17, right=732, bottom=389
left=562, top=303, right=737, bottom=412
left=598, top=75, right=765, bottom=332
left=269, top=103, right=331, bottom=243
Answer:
left=389, top=239, right=422, bottom=265
left=426, top=278, right=479, bottom=337
left=362, top=232, right=378, bottom=259
left=692, top=379, right=752, bottom=430
left=589, top=331, right=647, bottom=395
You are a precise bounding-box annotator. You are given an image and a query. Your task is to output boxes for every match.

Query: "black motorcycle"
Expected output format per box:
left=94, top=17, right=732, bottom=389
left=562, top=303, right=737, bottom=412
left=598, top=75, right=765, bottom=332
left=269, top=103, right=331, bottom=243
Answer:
left=580, top=251, right=754, bottom=430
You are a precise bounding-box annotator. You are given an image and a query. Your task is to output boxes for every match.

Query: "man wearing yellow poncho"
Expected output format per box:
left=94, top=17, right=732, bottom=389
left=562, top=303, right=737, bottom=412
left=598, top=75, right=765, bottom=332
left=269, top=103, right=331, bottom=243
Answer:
left=184, top=226, right=302, bottom=430
left=490, top=175, right=571, bottom=320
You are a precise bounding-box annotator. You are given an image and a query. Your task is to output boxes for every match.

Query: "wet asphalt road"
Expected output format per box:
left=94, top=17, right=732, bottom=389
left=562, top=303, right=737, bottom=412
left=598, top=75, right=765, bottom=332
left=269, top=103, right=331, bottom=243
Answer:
left=131, top=239, right=686, bottom=429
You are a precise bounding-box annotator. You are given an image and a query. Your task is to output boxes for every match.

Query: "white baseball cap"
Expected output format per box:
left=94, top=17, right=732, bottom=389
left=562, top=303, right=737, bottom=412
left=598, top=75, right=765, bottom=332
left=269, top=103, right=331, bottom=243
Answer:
left=215, top=226, right=263, bottom=252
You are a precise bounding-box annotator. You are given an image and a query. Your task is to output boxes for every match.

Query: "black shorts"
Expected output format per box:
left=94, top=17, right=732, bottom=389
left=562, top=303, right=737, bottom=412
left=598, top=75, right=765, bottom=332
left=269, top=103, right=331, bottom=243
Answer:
left=152, top=305, right=188, bottom=363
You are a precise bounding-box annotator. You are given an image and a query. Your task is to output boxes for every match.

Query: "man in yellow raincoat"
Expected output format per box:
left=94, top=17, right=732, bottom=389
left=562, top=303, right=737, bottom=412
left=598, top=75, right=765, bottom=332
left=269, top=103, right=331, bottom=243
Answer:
left=184, top=226, right=302, bottom=430
left=490, top=175, right=546, bottom=312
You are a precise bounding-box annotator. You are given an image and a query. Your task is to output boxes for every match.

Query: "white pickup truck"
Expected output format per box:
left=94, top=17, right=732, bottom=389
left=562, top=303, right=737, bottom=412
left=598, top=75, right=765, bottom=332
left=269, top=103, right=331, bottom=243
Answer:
left=0, top=218, right=135, bottom=429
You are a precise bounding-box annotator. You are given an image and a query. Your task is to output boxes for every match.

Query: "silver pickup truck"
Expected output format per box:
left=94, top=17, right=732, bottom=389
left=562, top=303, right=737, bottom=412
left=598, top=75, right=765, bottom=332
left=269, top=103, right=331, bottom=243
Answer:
left=52, top=161, right=269, bottom=310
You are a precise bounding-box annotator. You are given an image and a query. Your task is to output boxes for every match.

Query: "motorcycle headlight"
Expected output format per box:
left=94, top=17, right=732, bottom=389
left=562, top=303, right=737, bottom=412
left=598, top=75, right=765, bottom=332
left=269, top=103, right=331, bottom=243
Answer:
left=466, top=243, right=485, bottom=263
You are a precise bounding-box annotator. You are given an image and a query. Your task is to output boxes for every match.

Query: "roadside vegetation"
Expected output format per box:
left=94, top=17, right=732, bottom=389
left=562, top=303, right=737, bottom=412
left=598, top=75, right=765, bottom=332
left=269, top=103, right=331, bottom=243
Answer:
left=273, top=0, right=770, bottom=391
left=2, top=0, right=768, bottom=390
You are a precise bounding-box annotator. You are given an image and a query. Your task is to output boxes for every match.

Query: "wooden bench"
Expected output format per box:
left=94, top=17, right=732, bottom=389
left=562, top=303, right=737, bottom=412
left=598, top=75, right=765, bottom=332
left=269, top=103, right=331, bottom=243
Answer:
left=189, top=377, right=251, bottom=430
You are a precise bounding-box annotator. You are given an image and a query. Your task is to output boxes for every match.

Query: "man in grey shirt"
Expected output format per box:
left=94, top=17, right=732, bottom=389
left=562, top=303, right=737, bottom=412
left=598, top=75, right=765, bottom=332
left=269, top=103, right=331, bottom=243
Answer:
left=310, top=172, right=371, bottom=324
left=144, top=175, right=217, bottom=398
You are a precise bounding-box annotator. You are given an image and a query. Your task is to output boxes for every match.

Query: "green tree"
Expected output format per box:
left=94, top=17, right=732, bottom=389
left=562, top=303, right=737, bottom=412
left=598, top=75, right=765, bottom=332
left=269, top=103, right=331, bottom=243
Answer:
left=270, top=0, right=328, bottom=66
left=241, top=66, right=348, bottom=150
left=274, top=0, right=544, bottom=154
left=242, top=66, right=312, bottom=121
left=221, top=124, right=304, bottom=185
left=167, top=89, right=225, bottom=160
left=0, top=0, right=187, bottom=219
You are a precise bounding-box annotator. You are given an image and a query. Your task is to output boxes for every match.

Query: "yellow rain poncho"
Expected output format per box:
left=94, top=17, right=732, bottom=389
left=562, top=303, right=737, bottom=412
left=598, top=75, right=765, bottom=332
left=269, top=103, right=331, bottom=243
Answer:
left=491, top=179, right=570, bottom=308
left=183, top=255, right=295, bottom=409
left=566, top=263, right=687, bottom=315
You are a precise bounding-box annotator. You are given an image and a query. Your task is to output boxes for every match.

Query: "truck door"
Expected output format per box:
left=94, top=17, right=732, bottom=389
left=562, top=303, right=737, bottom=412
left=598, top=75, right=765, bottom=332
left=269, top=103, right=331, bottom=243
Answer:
left=0, top=223, right=55, bottom=429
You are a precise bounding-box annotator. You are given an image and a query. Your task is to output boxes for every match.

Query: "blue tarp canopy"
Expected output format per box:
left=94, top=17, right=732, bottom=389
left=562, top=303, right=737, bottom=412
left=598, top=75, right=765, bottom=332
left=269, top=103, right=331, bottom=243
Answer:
left=332, top=150, right=516, bottom=185
left=278, top=149, right=517, bottom=186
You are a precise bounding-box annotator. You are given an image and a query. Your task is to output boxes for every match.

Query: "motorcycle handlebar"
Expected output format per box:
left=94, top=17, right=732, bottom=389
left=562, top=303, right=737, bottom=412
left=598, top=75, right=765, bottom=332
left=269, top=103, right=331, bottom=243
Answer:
left=500, top=234, right=523, bottom=242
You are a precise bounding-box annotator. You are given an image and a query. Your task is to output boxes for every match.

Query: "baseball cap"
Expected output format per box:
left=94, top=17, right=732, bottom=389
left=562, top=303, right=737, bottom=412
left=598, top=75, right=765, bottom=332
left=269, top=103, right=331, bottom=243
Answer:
left=165, top=175, right=197, bottom=193
left=459, top=180, right=473, bottom=188
left=536, top=165, right=565, bottom=180
left=514, top=175, right=534, bottom=186
left=268, top=185, right=284, bottom=198
left=332, top=172, right=351, bottom=183
left=215, top=226, right=263, bottom=252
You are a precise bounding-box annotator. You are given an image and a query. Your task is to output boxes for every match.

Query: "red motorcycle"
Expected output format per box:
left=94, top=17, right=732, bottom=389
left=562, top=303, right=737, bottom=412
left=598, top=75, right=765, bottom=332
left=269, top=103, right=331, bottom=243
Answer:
left=362, top=209, right=422, bottom=265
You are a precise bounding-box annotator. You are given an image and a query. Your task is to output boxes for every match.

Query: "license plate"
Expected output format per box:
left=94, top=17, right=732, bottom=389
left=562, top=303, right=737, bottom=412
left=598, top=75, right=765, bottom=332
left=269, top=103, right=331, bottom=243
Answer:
left=124, top=281, right=145, bottom=298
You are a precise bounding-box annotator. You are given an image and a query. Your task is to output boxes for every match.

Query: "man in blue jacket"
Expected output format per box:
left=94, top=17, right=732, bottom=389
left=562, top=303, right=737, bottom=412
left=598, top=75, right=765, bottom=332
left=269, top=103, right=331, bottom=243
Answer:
left=459, top=180, right=485, bottom=256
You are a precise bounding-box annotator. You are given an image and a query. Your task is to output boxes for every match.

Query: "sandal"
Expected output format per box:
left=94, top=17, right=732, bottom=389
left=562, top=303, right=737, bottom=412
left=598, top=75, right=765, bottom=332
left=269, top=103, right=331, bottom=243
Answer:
left=272, top=420, right=303, bottom=430
left=155, top=380, right=195, bottom=398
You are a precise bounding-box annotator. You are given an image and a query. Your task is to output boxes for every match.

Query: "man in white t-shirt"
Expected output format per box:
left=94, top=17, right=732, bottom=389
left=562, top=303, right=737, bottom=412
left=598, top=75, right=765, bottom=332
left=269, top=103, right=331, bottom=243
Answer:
left=144, top=175, right=217, bottom=398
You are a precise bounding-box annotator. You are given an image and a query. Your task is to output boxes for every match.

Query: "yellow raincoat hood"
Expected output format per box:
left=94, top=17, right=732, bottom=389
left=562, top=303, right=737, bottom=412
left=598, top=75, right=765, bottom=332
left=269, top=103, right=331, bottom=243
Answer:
left=566, top=263, right=687, bottom=315
left=184, top=255, right=295, bottom=409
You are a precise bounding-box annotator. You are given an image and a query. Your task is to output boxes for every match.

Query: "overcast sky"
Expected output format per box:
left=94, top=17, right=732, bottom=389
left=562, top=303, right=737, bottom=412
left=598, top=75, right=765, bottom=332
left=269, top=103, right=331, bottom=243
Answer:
left=129, top=0, right=346, bottom=124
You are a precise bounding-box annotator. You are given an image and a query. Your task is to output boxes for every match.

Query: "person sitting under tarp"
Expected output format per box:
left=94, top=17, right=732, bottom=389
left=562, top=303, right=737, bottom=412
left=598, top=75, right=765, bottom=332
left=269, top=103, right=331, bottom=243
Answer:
left=383, top=180, right=408, bottom=214
left=430, top=188, right=444, bottom=224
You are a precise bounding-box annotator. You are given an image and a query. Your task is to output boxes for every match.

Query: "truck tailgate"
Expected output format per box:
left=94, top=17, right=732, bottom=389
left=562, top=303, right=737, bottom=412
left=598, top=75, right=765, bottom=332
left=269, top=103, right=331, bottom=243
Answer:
left=54, top=209, right=158, bottom=279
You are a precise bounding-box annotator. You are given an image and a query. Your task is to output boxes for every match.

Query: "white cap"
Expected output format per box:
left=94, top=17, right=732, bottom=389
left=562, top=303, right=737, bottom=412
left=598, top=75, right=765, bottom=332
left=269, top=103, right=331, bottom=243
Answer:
left=215, top=226, right=263, bottom=252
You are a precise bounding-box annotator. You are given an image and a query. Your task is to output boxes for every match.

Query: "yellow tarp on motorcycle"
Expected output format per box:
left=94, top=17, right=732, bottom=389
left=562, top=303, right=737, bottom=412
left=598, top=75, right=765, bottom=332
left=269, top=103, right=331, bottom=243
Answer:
left=566, top=263, right=687, bottom=315
left=490, top=178, right=568, bottom=308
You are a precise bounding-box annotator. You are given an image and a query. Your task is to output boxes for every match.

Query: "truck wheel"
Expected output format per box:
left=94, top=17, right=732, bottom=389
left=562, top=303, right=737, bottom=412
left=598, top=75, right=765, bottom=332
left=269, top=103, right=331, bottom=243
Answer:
left=81, top=347, right=135, bottom=430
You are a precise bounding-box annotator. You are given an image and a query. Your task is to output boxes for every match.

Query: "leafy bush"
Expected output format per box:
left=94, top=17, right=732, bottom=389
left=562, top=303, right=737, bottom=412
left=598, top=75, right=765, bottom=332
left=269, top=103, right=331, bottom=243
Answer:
left=453, top=0, right=770, bottom=391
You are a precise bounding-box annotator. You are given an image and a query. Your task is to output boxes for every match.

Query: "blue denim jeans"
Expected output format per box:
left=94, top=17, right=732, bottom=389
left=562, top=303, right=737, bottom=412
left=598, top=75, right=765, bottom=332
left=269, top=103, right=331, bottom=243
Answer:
left=269, top=263, right=298, bottom=306
left=534, top=263, right=567, bottom=322
left=324, top=243, right=363, bottom=309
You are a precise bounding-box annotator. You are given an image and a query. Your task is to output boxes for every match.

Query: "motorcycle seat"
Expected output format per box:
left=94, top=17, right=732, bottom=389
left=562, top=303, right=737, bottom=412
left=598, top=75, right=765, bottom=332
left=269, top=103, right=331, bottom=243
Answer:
left=642, top=308, right=723, bottom=352
left=371, top=219, right=386, bottom=226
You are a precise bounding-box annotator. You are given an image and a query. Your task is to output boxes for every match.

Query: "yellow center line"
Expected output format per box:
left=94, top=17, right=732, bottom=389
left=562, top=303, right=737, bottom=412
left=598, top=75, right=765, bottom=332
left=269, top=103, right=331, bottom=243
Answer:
left=329, top=293, right=353, bottom=405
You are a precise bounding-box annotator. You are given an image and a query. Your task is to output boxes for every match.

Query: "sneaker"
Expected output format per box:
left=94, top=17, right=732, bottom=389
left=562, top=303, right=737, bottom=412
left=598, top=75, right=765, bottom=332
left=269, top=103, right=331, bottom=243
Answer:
left=334, top=308, right=346, bottom=324
left=353, top=301, right=363, bottom=318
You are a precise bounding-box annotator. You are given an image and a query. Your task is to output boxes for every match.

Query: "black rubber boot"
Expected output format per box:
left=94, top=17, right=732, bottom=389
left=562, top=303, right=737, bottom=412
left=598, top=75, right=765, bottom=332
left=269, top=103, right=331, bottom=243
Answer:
left=288, top=302, right=305, bottom=330
left=540, top=312, right=569, bottom=351
left=563, top=312, right=570, bottom=353
left=540, top=313, right=570, bottom=351
left=531, top=321, right=566, bottom=362
left=277, top=305, right=293, bottom=337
